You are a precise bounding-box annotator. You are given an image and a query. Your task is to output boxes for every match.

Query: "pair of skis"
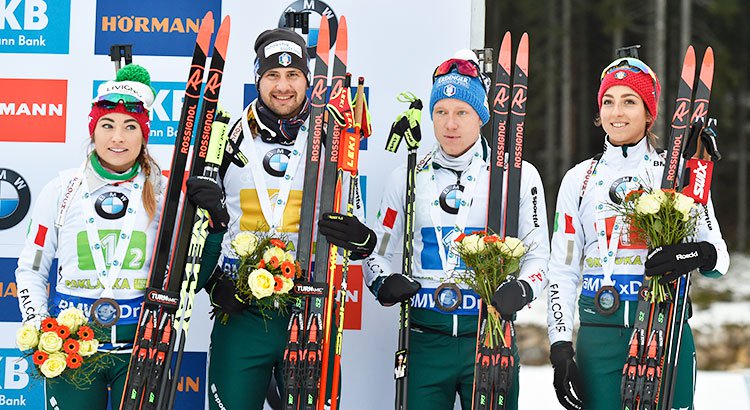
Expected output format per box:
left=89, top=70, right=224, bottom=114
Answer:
left=282, top=15, right=360, bottom=410
left=620, top=46, right=716, bottom=410
left=385, top=91, right=423, bottom=410
left=471, top=32, right=529, bottom=410
left=120, top=11, right=231, bottom=410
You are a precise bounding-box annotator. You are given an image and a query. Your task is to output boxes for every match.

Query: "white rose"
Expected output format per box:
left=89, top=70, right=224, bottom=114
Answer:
left=263, top=247, right=287, bottom=266
left=499, top=237, right=526, bottom=258
left=231, top=232, right=259, bottom=257
left=38, top=332, right=63, bottom=354
left=279, top=276, right=294, bottom=294
left=15, top=323, right=39, bottom=351
left=652, top=189, right=668, bottom=205
left=56, top=307, right=86, bottom=333
left=636, top=193, right=661, bottom=215
left=39, top=352, right=67, bottom=378
left=78, top=339, right=99, bottom=357
left=673, top=192, right=695, bottom=221
left=248, top=269, right=275, bottom=299
left=461, top=234, right=485, bottom=253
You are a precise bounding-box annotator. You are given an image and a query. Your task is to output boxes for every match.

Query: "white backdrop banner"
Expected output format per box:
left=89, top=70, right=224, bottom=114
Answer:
left=0, top=0, right=473, bottom=409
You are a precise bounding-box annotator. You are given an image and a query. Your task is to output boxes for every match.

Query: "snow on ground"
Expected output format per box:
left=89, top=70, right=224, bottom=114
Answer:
left=515, top=366, right=750, bottom=409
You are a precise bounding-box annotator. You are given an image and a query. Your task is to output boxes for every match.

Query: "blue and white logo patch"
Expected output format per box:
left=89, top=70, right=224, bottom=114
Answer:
left=439, top=184, right=464, bottom=215
left=443, top=84, right=456, bottom=97
left=0, top=168, right=31, bottom=230
left=279, top=52, right=292, bottom=67
left=615, top=71, right=627, bottom=80
left=263, top=148, right=291, bottom=177
left=95, top=191, right=129, bottom=220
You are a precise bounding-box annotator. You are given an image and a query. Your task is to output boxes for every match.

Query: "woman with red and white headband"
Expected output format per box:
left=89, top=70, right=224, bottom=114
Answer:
left=364, top=50, right=550, bottom=410
left=14, top=64, right=165, bottom=409
left=546, top=55, right=730, bottom=409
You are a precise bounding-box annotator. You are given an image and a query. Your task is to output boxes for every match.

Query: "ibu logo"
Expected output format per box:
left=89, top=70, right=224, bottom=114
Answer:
left=0, top=0, right=71, bottom=54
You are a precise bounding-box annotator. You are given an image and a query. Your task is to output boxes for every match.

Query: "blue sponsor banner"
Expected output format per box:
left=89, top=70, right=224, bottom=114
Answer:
left=0, top=349, right=45, bottom=408
left=93, top=80, right=204, bottom=146
left=420, top=226, right=484, bottom=271
left=0, top=258, right=57, bottom=323
left=242, top=84, right=370, bottom=150
left=171, top=351, right=207, bottom=410
left=94, top=0, right=220, bottom=57
left=0, top=0, right=71, bottom=54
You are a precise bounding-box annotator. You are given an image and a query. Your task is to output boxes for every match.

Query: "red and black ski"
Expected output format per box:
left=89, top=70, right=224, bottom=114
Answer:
left=283, top=15, right=333, bottom=410
left=621, top=46, right=715, bottom=410
left=472, top=32, right=529, bottom=410
left=120, top=12, right=232, bottom=410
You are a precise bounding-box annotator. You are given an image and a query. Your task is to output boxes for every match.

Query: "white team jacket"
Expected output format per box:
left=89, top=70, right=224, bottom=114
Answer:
left=364, top=139, right=550, bottom=316
left=546, top=137, right=730, bottom=344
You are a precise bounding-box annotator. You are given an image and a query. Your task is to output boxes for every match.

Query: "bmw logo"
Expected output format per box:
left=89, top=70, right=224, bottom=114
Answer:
left=95, top=192, right=129, bottom=220
left=278, top=0, right=338, bottom=60
left=439, top=184, right=464, bottom=215
left=443, top=84, right=456, bottom=97
left=279, top=52, right=292, bottom=67
left=609, top=176, right=636, bottom=204
left=0, top=168, right=31, bottom=230
left=263, top=148, right=292, bottom=177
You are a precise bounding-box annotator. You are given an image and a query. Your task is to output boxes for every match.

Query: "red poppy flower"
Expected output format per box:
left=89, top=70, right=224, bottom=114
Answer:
left=281, top=261, right=296, bottom=279
left=483, top=235, right=500, bottom=243
left=33, top=350, right=48, bottom=366
left=56, top=325, right=71, bottom=340
left=258, top=259, right=266, bottom=269
left=270, top=239, right=286, bottom=249
left=270, top=256, right=280, bottom=269
left=66, top=353, right=83, bottom=369
left=77, top=325, right=94, bottom=341
left=454, top=233, right=467, bottom=243
left=470, top=230, right=486, bottom=236
left=63, top=339, right=80, bottom=354
left=41, top=318, right=58, bottom=332
left=274, top=276, right=284, bottom=292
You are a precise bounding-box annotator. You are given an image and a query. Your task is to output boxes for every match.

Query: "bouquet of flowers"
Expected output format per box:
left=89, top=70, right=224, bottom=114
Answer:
left=615, top=188, right=699, bottom=303
left=453, top=231, right=527, bottom=348
left=16, top=307, right=104, bottom=383
left=231, top=231, right=302, bottom=315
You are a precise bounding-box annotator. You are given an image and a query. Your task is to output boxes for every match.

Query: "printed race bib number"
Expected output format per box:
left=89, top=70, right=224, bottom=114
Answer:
left=76, top=230, right=147, bottom=270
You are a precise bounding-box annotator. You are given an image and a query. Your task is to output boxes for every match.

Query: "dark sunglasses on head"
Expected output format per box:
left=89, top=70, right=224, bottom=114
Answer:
left=94, top=100, right=146, bottom=113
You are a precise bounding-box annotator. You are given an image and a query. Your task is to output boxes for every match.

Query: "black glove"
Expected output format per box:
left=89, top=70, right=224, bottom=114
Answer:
left=372, top=274, right=421, bottom=306
left=644, top=241, right=717, bottom=284
left=186, top=176, right=229, bottom=233
left=317, top=212, right=376, bottom=260
left=550, top=341, right=585, bottom=410
left=204, top=271, right=249, bottom=317
left=491, top=279, right=532, bottom=320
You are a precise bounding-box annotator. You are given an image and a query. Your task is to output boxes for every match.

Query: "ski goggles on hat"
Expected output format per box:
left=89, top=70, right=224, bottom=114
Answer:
left=600, top=57, right=658, bottom=85
left=432, top=58, right=481, bottom=82
left=93, top=99, right=147, bottom=113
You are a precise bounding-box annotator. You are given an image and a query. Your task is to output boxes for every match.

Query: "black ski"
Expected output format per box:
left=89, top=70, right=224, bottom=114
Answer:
left=283, top=15, right=332, bottom=410
left=120, top=12, right=214, bottom=410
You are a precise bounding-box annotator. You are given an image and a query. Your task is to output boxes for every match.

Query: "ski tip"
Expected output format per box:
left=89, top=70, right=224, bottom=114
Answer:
left=197, top=11, right=214, bottom=52
left=336, top=15, right=348, bottom=62
left=214, top=15, right=231, bottom=57
left=499, top=32, right=512, bottom=72
left=700, top=46, right=714, bottom=89
left=517, top=33, right=529, bottom=75
left=316, top=16, right=331, bottom=60
left=681, top=46, right=697, bottom=83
